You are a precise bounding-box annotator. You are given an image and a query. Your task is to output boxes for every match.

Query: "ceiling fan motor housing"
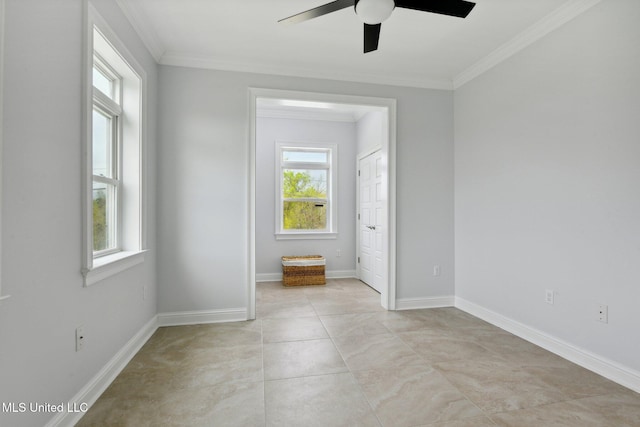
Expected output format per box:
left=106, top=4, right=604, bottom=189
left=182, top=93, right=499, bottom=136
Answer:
left=354, top=0, right=396, bottom=25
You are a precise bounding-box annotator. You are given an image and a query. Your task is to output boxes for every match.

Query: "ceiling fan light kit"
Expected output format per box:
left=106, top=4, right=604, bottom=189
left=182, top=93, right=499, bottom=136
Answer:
left=355, top=0, right=396, bottom=25
left=279, top=0, right=476, bottom=53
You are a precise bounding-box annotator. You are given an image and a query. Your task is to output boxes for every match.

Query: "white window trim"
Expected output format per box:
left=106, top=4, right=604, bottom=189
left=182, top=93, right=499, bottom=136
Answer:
left=275, top=141, right=338, bottom=240
left=93, top=53, right=122, bottom=104
left=81, top=4, right=147, bottom=286
left=85, top=250, right=147, bottom=287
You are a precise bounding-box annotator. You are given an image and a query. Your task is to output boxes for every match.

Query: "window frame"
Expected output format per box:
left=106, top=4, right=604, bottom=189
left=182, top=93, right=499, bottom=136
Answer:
left=275, top=141, right=338, bottom=240
left=81, top=5, right=147, bottom=287
left=93, top=53, right=121, bottom=102
left=92, top=56, right=123, bottom=257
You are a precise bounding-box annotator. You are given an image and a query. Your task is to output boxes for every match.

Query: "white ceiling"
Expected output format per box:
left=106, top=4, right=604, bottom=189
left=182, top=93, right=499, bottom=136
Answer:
left=116, top=0, right=600, bottom=89
left=256, top=98, right=384, bottom=122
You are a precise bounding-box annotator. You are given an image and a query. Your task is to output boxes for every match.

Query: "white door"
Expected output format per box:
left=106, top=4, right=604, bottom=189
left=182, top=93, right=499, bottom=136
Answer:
left=358, top=150, right=384, bottom=293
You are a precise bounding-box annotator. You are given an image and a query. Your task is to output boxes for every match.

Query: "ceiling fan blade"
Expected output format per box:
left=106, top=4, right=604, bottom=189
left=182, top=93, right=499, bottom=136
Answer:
left=279, top=0, right=355, bottom=24
left=394, top=0, right=475, bottom=18
left=364, top=23, right=381, bottom=53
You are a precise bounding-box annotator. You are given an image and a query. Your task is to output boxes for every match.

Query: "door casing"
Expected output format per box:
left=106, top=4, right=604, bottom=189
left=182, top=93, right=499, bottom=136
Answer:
left=248, top=88, right=397, bottom=318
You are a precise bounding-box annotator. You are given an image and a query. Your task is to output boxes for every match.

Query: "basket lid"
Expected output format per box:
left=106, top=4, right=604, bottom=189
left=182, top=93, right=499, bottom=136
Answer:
left=281, top=255, right=323, bottom=261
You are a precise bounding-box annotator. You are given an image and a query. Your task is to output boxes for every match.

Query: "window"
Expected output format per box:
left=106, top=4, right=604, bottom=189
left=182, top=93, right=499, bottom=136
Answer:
left=82, top=16, right=146, bottom=286
left=92, top=55, right=121, bottom=255
left=276, top=142, right=337, bottom=239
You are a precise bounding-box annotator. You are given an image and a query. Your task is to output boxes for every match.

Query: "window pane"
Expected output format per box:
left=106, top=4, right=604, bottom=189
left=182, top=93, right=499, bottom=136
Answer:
left=93, top=66, right=113, bottom=99
left=283, top=201, right=327, bottom=230
left=283, top=150, right=328, bottom=163
left=93, top=181, right=116, bottom=252
left=92, top=109, right=113, bottom=178
left=283, top=169, right=327, bottom=198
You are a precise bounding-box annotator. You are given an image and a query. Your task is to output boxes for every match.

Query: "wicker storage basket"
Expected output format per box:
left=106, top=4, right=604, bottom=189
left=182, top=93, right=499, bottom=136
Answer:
left=281, top=255, right=326, bottom=286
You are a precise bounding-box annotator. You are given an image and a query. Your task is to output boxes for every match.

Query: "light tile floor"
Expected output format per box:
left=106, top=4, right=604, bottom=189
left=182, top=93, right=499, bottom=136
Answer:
left=77, top=278, right=640, bottom=426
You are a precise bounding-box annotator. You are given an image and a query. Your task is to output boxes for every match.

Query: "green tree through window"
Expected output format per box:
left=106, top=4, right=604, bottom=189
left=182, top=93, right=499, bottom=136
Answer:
left=283, top=170, right=327, bottom=230
left=93, top=190, right=108, bottom=250
left=276, top=142, right=336, bottom=236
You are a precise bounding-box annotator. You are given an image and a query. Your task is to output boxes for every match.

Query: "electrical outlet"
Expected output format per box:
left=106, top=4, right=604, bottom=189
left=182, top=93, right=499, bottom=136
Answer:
left=433, top=265, right=441, bottom=276
left=598, top=304, right=608, bottom=323
left=545, top=290, right=554, bottom=305
left=76, top=326, right=85, bottom=351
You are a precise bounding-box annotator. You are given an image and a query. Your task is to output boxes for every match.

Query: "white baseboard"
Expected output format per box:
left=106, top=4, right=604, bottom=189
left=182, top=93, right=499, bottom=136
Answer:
left=327, top=270, right=357, bottom=279
left=455, top=297, right=640, bottom=393
left=396, top=296, right=455, bottom=310
left=46, top=308, right=247, bottom=426
left=256, top=273, right=282, bottom=282
left=45, top=315, right=159, bottom=427
left=157, top=308, right=248, bottom=326
left=256, top=270, right=356, bottom=283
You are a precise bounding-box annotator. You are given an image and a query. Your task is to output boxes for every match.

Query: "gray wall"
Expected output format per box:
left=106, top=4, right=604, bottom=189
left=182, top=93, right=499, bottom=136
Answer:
left=4, top=1, right=638, bottom=424
left=454, top=0, right=640, bottom=372
left=0, top=1, right=158, bottom=426
left=4, top=0, right=640, bottom=424
left=256, top=117, right=357, bottom=277
left=357, top=111, right=386, bottom=155
left=157, top=65, right=455, bottom=312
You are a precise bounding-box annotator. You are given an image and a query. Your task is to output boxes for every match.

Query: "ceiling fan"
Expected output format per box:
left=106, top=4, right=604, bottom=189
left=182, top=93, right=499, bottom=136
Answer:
left=279, top=0, right=476, bottom=53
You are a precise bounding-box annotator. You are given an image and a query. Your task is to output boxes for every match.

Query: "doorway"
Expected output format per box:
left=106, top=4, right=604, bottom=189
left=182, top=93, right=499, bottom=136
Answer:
left=248, top=88, right=397, bottom=319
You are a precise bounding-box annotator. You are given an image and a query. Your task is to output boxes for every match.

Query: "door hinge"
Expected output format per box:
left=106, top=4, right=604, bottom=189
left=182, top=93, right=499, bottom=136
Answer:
left=358, top=170, right=360, bottom=176
left=357, top=257, right=360, bottom=263
left=358, top=213, right=360, bottom=220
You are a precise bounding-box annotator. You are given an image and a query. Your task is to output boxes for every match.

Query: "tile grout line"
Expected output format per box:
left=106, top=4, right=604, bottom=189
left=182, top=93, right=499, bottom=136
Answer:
left=324, top=314, right=385, bottom=427
left=381, top=311, right=502, bottom=426
left=269, top=279, right=386, bottom=425
left=259, top=307, right=268, bottom=426
left=81, top=279, right=640, bottom=425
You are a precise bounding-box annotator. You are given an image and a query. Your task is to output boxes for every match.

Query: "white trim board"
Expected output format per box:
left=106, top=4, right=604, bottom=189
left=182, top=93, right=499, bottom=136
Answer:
left=45, top=316, right=158, bottom=427
left=157, top=308, right=248, bottom=327
left=453, top=0, right=602, bottom=89
left=45, top=307, right=249, bottom=425
left=396, top=296, right=455, bottom=311
left=256, top=270, right=357, bottom=283
left=114, top=0, right=164, bottom=61
left=249, top=88, right=398, bottom=318
left=160, top=53, right=452, bottom=90
left=455, top=297, right=640, bottom=393
left=117, top=0, right=601, bottom=91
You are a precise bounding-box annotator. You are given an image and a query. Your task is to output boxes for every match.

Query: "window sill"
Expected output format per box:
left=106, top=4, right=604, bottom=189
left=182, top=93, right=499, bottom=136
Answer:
left=275, top=232, right=337, bottom=240
left=83, top=250, right=147, bottom=286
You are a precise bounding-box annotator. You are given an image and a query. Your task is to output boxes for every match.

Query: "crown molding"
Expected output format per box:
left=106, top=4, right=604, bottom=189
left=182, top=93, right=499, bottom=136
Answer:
left=114, top=0, right=452, bottom=90
left=160, top=52, right=454, bottom=91
left=453, top=0, right=602, bottom=89
left=115, top=0, right=165, bottom=62
left=115, top=0, right=601, bottom=92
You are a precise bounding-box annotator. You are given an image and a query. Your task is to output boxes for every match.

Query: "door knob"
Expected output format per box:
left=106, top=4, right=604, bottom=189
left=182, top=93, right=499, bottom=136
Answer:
left=366, top=225, right=376, bottom=230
